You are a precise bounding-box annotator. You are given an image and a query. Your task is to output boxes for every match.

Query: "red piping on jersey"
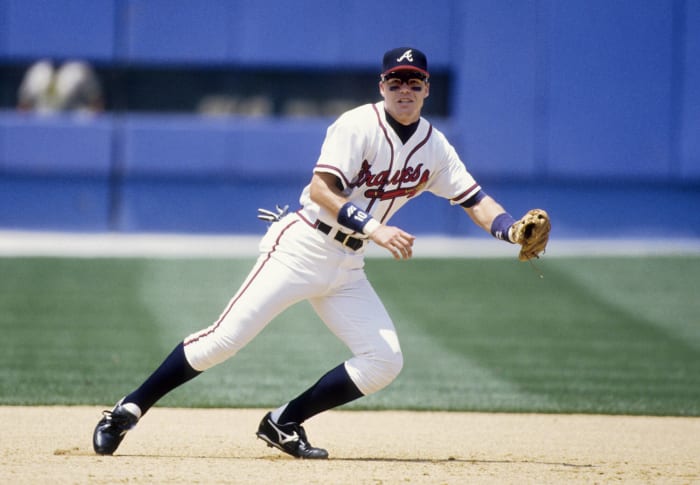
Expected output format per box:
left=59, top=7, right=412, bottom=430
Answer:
left=379, top=123, right=433, bottom=222
left=183, top=218, right=299, bottom=347
left=368, top=104, right=395, bottom=217
left=451, top=182, right=481, bottom=204
left=296, top=210, right=317, bottom=227
left=405, top=124, right=432, bottom=165
left=314, top=164, right=351, bottom=188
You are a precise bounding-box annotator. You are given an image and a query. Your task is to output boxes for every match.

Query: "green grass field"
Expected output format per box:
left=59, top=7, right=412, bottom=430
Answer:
left=1, top=255, right=698, bottom=416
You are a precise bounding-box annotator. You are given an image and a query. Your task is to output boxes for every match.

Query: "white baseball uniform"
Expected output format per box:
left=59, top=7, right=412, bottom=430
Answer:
left=183, top=101, right=481, bottom=395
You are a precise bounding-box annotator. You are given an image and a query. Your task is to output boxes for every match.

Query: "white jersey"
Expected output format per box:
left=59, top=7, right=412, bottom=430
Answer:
left=185, top=101, right=483, bottom=398
left=105, top=50, right=517, bottom=457
left=299, top=101, right=481, bottom=228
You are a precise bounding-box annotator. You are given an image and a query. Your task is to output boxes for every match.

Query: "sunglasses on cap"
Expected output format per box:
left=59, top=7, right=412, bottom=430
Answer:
left=382, top=71, right=428, bottom=92
left=381, top=71, right=429, bottom=83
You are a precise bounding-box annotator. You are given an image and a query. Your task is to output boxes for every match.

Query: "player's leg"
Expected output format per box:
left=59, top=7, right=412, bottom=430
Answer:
left=182, top=251, right=313, bottom=370
left=256, top=276, right=401, bottom=458
left=319, top=280, right=403, bottom=399
left=94, top=248, right=314, bottom=455
left=91, top=341, right=200, bottom=455
left=280, top=276, right=402, bottom=422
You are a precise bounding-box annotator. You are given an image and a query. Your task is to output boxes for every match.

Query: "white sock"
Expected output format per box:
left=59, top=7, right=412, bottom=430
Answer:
left=120, top=401, right=143, bottom=419
left=270, top=403, right=288, bottom=423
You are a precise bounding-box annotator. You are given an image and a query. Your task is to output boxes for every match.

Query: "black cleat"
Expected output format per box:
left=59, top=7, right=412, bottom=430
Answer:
left=256, top=412, right=329, bottom=459
left=92, top=401, right=139, bottom=455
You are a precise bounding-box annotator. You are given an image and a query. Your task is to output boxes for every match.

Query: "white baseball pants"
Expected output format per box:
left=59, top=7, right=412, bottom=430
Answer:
left=183, top=213, right=403, bottom=396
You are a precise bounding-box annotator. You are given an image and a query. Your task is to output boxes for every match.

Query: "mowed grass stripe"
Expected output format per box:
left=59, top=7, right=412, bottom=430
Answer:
left=0, top=256, right=698, bottom=415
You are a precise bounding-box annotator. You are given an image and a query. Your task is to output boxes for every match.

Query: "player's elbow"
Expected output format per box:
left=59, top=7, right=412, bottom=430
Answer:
left=309, top=172, right=345, bottom=210
left=309, top=175, right=321, bottom=202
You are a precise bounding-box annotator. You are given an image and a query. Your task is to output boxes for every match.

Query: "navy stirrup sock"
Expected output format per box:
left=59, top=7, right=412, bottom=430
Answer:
left=279, top=363, right=363, bottom=424
left=124, top=342, right=201, bottom=414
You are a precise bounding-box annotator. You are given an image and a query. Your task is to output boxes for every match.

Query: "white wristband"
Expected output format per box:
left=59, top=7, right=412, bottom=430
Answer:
left=363, top=218, right=381, bottom=236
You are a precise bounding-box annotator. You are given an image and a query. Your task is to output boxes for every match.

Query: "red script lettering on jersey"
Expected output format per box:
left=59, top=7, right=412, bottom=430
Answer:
left=352, top=160, right=430, bottom=201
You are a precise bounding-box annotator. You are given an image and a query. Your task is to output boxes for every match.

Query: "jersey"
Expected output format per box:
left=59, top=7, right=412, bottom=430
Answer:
left=183, top=101, right=482, bottom=397
left=298, top=101, right=481, bottom=230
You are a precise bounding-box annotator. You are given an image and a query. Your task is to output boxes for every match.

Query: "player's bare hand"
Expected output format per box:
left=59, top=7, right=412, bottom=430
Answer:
left=369, top=225, right=416, bottom=260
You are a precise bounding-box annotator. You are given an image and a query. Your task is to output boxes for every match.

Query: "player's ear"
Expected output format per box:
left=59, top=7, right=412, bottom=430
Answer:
left=424, top=81, right=430, bottom=99
left=378, top=80, right=386, bottom=98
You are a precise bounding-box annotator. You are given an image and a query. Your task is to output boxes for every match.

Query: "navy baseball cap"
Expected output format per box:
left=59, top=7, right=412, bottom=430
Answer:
left=381, top=47, right=429, bottom=79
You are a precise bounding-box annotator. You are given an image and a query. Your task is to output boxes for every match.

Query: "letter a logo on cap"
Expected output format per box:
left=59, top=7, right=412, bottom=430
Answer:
left=396, top=49, right=414, bottom=63
left=382, top=47, right=429, bottom=77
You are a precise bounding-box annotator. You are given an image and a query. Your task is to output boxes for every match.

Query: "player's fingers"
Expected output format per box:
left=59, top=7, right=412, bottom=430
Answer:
left=385, top=241, right=402, bottom=260
left=374, top=226, right=414, bottom=259
left=399, top=230, right=416, bottom=243
left=396, top=233, right=414, bottom=259
left=394, top=238, right=412, bottom=260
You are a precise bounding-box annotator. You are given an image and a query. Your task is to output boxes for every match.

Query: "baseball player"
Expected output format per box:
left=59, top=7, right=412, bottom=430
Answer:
left=92, top=47, right=549, bottom=459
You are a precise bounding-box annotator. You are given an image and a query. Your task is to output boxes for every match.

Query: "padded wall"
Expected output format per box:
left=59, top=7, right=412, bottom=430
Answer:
left=0, top=0, right=698, bottom=236
left=0, top=0, right=116, bottom=60
left=452, top=0, right=539, bottom=179
left=680, top=0, right=700, bottom=178
left=0, top=112, right=113, bottom=230
left=545, top=0, right=675, bottom=180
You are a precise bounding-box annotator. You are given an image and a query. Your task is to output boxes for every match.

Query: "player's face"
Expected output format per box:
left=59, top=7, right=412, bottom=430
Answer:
left=380, top=71, right=430, bottom=125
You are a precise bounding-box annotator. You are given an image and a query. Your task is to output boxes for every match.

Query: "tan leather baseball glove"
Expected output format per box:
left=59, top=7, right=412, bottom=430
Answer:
left=510, top=209, right=551, bottom=261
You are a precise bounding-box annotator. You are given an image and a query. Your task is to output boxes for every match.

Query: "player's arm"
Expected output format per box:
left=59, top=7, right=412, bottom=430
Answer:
left=309, top=172, right=415, bottom=260
left=464, top=193, right=551, bottom=260
left=462, top=194, right=510, bottom=236
left=309, top=172, right=348, bottom=216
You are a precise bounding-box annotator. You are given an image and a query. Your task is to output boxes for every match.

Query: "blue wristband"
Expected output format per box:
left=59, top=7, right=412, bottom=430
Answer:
left=338, top=202, right=373, bottom=233
left=490, top=212, right=516, bottom=242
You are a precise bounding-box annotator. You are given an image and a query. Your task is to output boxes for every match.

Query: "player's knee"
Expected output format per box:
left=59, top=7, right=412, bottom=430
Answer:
left=371, top=351, right=404, bottom=393
left=381, top=351, right=404, bottom=384
left=349, top=350, right=403, bottom=395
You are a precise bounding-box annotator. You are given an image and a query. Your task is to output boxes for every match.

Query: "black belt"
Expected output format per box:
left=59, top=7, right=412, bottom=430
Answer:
left=316, top=221, right=366, bottom=251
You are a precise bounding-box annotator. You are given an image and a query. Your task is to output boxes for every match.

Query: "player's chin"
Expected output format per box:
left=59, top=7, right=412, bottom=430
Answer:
left=393, top=103, right=416, bottom=116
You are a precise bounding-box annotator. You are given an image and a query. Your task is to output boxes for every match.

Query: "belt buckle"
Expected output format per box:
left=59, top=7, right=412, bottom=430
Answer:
left=340, top=233, right=352, bottom=247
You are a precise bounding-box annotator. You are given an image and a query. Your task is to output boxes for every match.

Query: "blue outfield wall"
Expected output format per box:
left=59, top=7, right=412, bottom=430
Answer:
left=0, top=0, right=699, bottom=237
left=1, top=111, right=698, bottom=238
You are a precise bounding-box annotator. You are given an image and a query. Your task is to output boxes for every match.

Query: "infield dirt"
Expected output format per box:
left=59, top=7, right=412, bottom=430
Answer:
left=1, top=407, right=698, bottom=484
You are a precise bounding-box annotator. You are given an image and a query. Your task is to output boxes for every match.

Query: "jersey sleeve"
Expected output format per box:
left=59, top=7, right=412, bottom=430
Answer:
left=427, top=130, right=481, bottom=205
left=313, top=108, right=368, bottom=189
